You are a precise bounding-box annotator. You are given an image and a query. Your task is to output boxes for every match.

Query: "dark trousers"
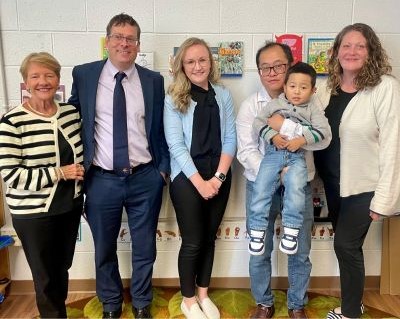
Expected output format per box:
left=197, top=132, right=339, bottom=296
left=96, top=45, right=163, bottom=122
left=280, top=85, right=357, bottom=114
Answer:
left=170, top=171, right=231, bottom=297
left=334, top=191, right=373, bottom=318
left=12, top=208, right=81, bottom=318
left=321, top=177, right=341, bottom=231
left=84, top=163, right=164, bottom=311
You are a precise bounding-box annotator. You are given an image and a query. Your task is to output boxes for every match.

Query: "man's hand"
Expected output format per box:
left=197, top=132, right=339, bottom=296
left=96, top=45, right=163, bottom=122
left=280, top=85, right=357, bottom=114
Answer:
left=267, top=113, right=285, bottom=131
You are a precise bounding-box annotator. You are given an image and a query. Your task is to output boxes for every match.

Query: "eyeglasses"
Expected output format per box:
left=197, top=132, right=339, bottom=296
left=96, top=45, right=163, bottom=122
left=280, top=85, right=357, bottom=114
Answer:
left=108, top=34, right=140, bottom=46
left=258, top=63, right=288, bottom=76
left=183, top=58, right=210, bottom=69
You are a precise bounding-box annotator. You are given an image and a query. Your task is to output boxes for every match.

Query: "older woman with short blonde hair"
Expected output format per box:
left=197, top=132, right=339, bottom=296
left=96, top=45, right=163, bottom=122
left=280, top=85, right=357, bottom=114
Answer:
left=0, top=52, right=84, bottom=318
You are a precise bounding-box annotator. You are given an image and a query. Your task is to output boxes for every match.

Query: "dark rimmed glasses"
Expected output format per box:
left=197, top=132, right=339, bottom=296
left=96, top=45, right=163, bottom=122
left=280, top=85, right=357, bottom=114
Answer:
left=258, top=63, right=288, bottom=76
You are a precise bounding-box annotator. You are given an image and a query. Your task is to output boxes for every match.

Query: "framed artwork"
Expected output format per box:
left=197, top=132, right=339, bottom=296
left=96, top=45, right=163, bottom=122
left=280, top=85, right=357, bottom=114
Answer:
left=275, top=34, right=303, bottom=64
left=218, top=41, right=243, bottom=77
left=307, top=38, right=334, bottom=75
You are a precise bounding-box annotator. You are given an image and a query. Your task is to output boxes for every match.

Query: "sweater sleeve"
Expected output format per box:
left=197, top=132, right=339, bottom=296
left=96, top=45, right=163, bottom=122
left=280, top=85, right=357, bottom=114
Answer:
left=163, top=95, right=198, bottom=179
left=0, top=117, right=58, bottom=191
left=301, top=100, right=332, bottom=150
left=221, top=88, right=237, bottom=157
left=370, top=77, right=400, bottom=216
left=253, top=100, right=279, bottom=143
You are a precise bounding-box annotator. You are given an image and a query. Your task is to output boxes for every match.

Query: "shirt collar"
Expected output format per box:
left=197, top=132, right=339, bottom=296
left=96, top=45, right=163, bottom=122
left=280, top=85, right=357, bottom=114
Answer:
left=257, top=86, right=272, bottom=103
left=105, top=59, right=136, bottom=80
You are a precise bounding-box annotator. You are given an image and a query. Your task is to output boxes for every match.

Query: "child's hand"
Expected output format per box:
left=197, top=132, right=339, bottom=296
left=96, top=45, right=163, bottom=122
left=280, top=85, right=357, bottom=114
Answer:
left=286, top=137, right=306, bottom=152
left=272, top=134, right=288, bottom=149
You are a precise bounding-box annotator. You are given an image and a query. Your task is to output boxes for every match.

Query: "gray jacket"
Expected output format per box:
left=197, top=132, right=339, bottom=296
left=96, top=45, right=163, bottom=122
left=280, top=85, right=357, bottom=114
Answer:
left=253, top=93, right=331, bottom=148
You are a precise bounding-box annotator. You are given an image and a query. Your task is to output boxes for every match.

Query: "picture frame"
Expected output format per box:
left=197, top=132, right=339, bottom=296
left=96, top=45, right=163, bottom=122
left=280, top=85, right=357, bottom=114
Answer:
left=307, top=38, right=334, bottom=75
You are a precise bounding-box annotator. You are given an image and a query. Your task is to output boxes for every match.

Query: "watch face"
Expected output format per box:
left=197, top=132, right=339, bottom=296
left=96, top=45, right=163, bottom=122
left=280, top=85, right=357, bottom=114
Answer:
left=218, top=173, right=226, bottom=181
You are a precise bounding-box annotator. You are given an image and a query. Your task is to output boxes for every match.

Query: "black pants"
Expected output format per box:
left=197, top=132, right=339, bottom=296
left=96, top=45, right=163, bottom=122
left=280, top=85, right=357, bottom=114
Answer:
left=321, top=177, right=341, bottom=231
left=12, top=207, right=82, bottom=318
left=170, top=171, right=231, bottom=297
left=334, top=192, right=373, bottom=318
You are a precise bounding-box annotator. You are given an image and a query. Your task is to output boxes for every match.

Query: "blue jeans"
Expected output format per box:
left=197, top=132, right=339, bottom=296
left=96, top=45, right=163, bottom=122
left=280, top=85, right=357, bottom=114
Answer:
left=249, top=145, right=308, bottom=231
left=247, top=180, right=313, bottom=310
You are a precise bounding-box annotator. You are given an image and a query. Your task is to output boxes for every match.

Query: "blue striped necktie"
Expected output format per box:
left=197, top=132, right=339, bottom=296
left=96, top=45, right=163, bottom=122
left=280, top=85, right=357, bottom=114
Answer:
left=113, top=72, right=130, bottom=176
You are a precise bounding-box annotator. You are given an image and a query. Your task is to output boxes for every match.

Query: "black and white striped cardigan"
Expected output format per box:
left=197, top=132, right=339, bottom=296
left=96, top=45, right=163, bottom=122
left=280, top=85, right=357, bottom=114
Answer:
left=0, top=103, right=83, bottom=216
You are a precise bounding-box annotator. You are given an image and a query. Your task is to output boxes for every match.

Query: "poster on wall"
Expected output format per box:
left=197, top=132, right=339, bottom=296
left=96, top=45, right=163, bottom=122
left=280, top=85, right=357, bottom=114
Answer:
left=20, top=83, right=65, bottom=103
left=218, top=41, right=243, bottom=77
left=307, top=38, right=334, bottom=75
left=101, top=37, right=154, bottom=70
left=275, top=34, right=303, bottom=64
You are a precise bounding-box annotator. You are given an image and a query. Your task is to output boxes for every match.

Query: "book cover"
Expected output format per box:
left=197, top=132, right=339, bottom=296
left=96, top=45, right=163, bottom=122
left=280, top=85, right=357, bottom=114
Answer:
left=307, top=38, right=334, bottom=75
left=218, top=41, right=243, bottom=77
left=275, top=34, right=303, bottom=64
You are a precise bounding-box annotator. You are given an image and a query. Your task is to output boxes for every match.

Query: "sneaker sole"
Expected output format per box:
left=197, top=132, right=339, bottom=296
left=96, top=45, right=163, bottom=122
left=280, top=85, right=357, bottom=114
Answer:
left=279, top=241, right=298, bottom=255
left=248, top=245, right=265, bottom=256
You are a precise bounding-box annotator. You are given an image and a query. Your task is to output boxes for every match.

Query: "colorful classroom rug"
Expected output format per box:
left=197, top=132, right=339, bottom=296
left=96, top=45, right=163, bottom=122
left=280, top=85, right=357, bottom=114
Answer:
left=66, top=288, right=396, bottom=318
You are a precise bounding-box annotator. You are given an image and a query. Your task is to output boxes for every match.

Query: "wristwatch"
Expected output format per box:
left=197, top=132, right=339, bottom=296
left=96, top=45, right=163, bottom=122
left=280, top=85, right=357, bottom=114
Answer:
left=214, top=171, right=226, bottom=182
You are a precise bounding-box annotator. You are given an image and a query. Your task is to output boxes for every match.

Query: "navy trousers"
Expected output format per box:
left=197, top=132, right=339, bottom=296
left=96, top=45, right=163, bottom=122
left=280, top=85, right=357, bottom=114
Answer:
left=84, top=163, right=164, bottom=311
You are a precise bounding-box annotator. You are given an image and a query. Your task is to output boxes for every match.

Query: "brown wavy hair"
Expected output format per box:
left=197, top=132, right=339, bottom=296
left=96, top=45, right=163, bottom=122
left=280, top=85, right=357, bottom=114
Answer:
left=167, top=37, right=220, bottom=113
left=327, top=23, right=392, bottom=94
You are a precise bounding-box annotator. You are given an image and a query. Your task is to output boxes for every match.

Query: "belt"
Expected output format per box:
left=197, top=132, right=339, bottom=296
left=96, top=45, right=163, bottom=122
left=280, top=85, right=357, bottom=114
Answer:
left=92, top=162, right=151, bottom=176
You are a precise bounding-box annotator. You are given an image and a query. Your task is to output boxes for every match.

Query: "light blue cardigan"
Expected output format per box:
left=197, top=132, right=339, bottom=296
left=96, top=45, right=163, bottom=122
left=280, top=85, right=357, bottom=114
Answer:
left=164, top=83, right=237, bottom=181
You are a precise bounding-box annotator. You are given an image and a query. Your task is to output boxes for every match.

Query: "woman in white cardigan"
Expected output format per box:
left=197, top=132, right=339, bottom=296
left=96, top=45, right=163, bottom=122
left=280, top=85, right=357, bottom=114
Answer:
left=314, top=23, right=400, bottom=319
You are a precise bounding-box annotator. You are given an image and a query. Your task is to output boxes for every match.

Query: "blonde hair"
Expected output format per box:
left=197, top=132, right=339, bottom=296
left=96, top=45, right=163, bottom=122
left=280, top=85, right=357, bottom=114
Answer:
left=167, top=37, right=220, bottom=113
left=327, top=23, right=392, bottom=94
left=19, top=52, right=61, bottom=82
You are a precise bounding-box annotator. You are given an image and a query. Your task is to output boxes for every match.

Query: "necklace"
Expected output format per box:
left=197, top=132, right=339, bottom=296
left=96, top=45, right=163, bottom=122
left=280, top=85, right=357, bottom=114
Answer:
left=26, top=102, right=56, bottom=117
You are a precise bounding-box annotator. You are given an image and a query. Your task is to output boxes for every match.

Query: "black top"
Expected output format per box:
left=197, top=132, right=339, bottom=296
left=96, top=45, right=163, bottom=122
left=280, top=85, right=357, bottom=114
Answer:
left=190, top=83, right=222, bottom=159
left=314, top=88, right=358, bottom=182
left=190, top=83, right=222, bottom=179
left=47, top=130, right=83, bottom=216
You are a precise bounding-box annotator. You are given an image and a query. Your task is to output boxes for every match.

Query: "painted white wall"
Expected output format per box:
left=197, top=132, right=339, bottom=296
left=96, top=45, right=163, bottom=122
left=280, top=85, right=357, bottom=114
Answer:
left=1, top=0, right=398, bottom=281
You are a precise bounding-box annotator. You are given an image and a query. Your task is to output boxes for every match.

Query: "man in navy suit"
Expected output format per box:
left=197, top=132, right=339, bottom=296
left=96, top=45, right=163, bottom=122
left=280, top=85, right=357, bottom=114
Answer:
left=69, top=13, right=169, bottom=319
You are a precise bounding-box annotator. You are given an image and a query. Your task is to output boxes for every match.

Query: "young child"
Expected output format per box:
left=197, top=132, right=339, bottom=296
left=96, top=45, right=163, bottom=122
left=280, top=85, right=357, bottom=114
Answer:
left=249, top=62, right=331, bottom=255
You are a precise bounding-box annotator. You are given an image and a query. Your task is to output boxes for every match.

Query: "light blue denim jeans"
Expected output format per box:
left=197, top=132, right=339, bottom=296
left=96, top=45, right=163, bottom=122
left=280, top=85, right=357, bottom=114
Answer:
left=249, top=145, right=308, bottom=231
left=246, top=180, right=313, bottom=310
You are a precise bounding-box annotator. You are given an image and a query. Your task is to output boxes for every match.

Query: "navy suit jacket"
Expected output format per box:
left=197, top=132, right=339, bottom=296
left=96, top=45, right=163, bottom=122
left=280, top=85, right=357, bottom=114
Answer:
left=68, top=59, right=170, bottom=175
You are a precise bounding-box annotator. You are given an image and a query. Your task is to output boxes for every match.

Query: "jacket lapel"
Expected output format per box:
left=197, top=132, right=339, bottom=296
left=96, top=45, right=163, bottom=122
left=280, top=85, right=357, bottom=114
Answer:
left=137, top=65, right=153, bottom=137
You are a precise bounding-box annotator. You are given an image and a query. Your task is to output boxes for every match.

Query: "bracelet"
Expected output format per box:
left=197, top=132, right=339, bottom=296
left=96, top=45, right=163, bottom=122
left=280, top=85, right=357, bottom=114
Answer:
left=55, top=168, right=61, bottom=181
left=58, top=167, right=66, bottom=181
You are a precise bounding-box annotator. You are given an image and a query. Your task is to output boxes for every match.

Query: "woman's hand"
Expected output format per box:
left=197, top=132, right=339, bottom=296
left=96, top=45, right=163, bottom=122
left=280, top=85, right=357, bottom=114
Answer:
left=209, top=177, right=222, bottom=194
left=195, top=179, right=219, bottom=200
left=190, top=172, right=219, bottom=200
left=59, top=163, right=85, bottom=181
left=369, top=211, right=381, bottom=221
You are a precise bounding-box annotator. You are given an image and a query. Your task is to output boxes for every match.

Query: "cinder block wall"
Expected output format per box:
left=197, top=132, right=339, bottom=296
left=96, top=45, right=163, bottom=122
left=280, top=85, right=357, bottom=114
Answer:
left=1, top=0, right=399, bottom=282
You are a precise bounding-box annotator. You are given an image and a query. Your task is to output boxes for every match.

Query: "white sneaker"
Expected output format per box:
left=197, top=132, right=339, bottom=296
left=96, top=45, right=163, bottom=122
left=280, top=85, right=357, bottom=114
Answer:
left=181, top=300, right=208, bottom=319
left=279, top=227, right=299, bottom=255
left=248, top=229, right=266, bottom=255
left=198, top=297, right=220, bottom=319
